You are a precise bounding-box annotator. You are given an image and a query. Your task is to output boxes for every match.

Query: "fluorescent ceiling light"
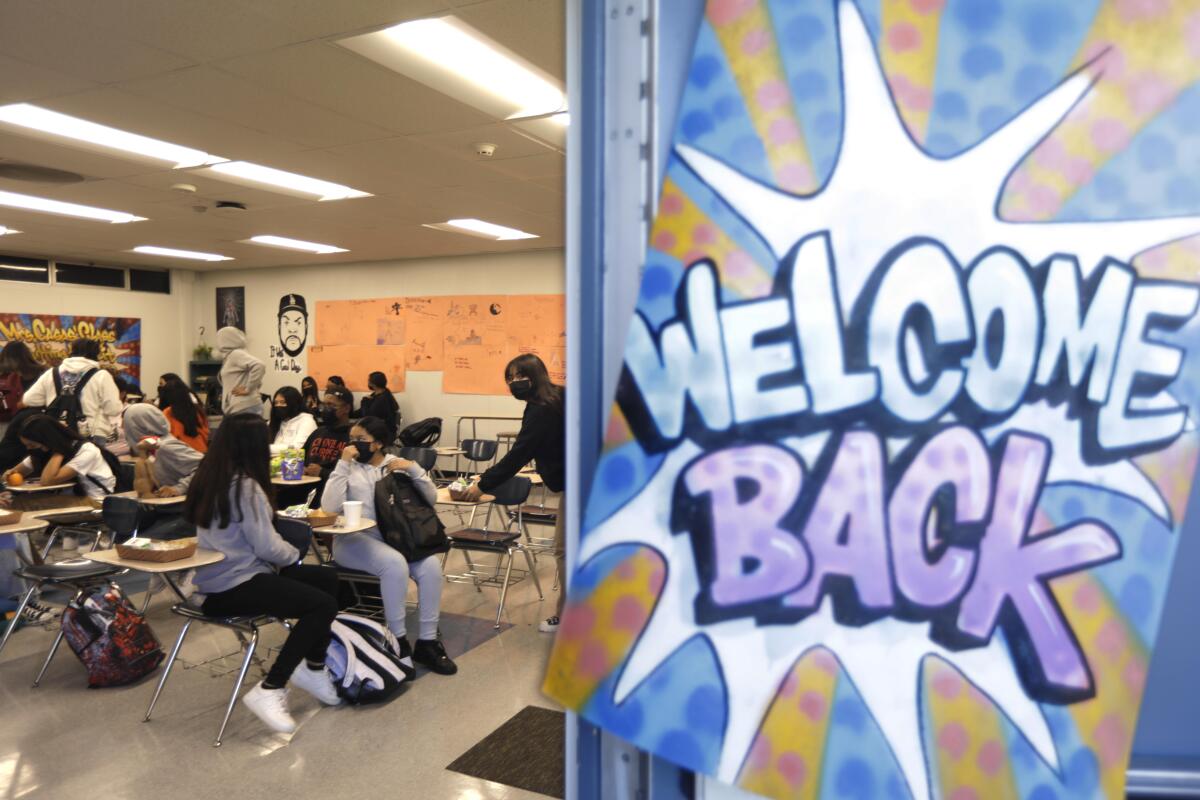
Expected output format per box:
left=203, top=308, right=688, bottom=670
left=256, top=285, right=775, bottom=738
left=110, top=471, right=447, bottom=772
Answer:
left=0, top=104, right=225, bottom=169
left=340, top=17, right=566, bottom=121
left=0, top=227, right=20, bottom=236
left=206, top=161, right=370, bottom=201
left=550, top=112, right=570, bottom=127
left=0, top=191, right=145, bottom=224
left=247, top=235, right=348, bottom=254
left=423, top=218, right=538, bottom=241
left=133, top=246, right=231, bottom=262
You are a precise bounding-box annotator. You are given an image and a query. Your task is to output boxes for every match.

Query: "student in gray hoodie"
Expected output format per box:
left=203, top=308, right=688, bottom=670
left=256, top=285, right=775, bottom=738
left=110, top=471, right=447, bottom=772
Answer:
left=124, top=403, right=202, bottom=539
left=185, top=413, right=342, bottom=735
left=216, top=327, right=266, bottom=417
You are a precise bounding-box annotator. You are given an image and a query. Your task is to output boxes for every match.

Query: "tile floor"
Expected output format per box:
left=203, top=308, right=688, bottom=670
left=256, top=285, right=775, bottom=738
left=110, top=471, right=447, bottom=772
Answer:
left=0, top=512, right=563, bottom=800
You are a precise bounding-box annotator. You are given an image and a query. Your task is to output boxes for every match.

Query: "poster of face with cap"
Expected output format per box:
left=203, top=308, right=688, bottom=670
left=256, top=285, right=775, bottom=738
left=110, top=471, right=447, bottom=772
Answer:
left=543, top=2, right=1200, bottom=799
left=271, top=293, right=307, bottom=373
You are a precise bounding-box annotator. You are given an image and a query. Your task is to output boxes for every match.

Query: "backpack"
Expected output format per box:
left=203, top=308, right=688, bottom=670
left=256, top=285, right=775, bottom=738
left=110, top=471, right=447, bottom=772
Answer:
left=398, top=417, right=441, bottom=448
left=326, top=613, right=413, bottom=704
left=60, top=582, right=164, bottom=687
left=48, top=366, right=98, bottom=433
left=374, top=471, right=449, bottom=562
left=0, top=372, right=23, bottom=422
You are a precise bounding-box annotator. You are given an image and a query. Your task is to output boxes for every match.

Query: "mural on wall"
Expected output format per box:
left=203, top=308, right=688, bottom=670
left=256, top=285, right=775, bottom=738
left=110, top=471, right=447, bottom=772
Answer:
left=0, top=313, right=140, bottom=382
left=270, top=293, right=307, bottom=374
left=216, top=286, right=245, bottom=332
left=543, top=2, right=1200, bottom=800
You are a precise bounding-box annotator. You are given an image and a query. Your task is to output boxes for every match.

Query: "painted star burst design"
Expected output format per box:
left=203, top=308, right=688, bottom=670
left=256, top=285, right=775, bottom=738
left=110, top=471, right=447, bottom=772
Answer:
left=579, top=2, right=1200, bottom=799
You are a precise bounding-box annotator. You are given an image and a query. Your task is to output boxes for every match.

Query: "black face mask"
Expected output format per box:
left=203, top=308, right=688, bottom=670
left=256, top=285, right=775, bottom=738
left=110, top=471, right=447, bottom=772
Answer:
left=508, top=378, right=534, bottom=401
left=319, top=407, right=338, bottom=426
left=271, top=407, right=287, bottom=422
left=353, top=441, right=375, bottom=463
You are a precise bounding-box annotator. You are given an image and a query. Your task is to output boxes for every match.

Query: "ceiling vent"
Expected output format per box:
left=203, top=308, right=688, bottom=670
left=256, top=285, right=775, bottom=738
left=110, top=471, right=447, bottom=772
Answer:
left=0, top=161, right=85, bottom=184
left=214, top=200, right=247, bottom=216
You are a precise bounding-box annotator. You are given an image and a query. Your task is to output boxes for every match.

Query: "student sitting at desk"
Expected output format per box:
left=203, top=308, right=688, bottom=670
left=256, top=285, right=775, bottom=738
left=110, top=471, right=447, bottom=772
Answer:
left=186, top=413, right=342, bottom=734
left=123, top=404, right=201, bottom=539
left=300, top=376, right=321, bottom=415
left=270, top=387, right=317, bottom=451
left=158, top=376, right=209, bottom=453
left=358, top=372, right=399, bottom=445
left=321, top=415, right=457, bottom=675
left=303, top=387, right=353, bottom=483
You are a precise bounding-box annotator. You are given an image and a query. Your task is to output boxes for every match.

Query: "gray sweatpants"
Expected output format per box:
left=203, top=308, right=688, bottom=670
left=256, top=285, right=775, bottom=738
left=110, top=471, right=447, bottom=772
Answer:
left=332, top=529, right=443, bottom=641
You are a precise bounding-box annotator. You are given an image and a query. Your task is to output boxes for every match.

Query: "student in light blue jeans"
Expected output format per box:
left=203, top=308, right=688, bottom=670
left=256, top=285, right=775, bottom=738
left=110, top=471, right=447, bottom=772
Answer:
left=321, top=416, right=457, bottom=675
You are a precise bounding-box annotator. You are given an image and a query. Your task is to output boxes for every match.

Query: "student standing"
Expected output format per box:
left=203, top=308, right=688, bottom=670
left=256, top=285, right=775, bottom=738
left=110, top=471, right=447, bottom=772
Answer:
left=321, top=416, right=457, bottom=675
left=357, top=371, right=400, bottom=445
left=158, top=377, right=210, bottom=452
left=216, top=327, right=266, bottom=417
left=300, top=376, right=321, bottom=415
left=186, top=414, right=342, bottom=734
left=21, top=339, right=122, bottom=445
left=270, top=387, right=318, bottom=450
left=461, top=354, right=565, bottom=632
left=303, top=387, right=354, bottom=482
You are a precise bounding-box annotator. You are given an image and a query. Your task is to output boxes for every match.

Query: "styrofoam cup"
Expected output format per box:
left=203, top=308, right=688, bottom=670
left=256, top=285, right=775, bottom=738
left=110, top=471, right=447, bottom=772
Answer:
left=343, top=501, right=363, bottom=526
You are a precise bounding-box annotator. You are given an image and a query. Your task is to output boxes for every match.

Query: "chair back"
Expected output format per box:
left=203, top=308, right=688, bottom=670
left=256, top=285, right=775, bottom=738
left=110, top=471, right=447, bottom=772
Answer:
left=398, top=446, right=437, bottom=472
left=488, top=476, right=532, bottom=507
left=273, top=517, right=311, bottom=561
left=101, top=494, right=141, bottom=542
left=461, top=438, right=498, bottom=462
left=119, top=462, right=136, bottom=491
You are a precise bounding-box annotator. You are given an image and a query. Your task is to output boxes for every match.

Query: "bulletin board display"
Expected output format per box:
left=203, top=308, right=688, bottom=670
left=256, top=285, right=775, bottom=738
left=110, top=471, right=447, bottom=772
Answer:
left=310, top=294, right=564, bottom=394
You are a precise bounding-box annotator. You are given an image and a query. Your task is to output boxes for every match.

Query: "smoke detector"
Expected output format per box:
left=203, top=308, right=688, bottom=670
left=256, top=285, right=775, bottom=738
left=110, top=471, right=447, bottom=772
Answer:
left=171, top=183, right=198, bottom=194
left=473, top=142, right=497, bottom=157
left=213, top=200, right=247, bottom=216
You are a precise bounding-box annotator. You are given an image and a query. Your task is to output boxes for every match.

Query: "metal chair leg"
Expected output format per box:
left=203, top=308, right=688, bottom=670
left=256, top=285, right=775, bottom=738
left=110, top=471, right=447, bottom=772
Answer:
left=32, top=627, right=66, bottom=688
left=145, top=619, right=192, bottom=722
left=521, top=546, right=543, bottom=600
left=214, top=628, right=259, bottom=747
left=493, top=552, right=516, bottom=629
left=0, top=585, right=39, bottom=658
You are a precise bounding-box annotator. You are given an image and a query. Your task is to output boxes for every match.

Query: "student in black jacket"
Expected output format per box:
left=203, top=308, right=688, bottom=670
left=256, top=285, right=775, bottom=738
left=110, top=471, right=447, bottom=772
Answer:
left=461, top=354, right=565, bottom=632
left=303, top=387, right=354, bottom=485
left=358, top=371, right=399, bottom=445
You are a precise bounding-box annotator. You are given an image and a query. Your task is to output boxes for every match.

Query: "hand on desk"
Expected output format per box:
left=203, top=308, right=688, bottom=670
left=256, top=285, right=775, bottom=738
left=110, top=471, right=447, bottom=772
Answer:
left=460, top=482, right=484, bottom=502
left=155, top=486, right=181, bottom=498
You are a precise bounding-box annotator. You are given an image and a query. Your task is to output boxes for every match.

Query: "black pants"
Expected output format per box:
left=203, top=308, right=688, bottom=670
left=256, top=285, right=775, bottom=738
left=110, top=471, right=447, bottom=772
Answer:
left=201, top=564, right=339, bottom=687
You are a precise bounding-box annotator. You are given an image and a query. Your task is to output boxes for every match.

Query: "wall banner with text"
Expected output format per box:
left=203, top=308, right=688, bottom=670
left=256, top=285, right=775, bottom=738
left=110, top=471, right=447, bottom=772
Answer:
left=543, top=3, right=1200, bottom=800
left=0, top=313, right=140, bottom=382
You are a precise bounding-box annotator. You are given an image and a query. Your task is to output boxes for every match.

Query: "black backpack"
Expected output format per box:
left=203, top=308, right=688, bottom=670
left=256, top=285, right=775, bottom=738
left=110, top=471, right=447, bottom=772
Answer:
left=374, top=472, right=448, bottom=562
left=397, top=417, right=441, bottom=448
left=84, top=445, right=133, bottom=496
left=48, top=367, right=98, bottom=433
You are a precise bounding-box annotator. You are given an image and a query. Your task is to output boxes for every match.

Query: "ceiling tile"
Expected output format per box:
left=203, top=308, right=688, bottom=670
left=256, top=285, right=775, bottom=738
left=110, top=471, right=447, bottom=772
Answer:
left=411, top=122, right=560, bottom=161
left=454, top=0, right=565, bottom=81
left=0, top=54, right=99, bottom=104
left=250, top=0, right=451, bottom=42
left=215, top=42, right=495, bottom=136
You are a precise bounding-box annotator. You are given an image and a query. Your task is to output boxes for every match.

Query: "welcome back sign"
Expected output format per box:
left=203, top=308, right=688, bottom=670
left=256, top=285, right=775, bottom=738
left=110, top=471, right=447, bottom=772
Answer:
left=545, top=2, right=1200, bottom=799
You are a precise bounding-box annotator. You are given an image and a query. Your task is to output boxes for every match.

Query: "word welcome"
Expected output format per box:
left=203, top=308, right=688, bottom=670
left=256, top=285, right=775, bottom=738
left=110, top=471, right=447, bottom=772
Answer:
left=676, top=427, right=1120, bottom=702
left=622, top=233, right=1200, bottom=463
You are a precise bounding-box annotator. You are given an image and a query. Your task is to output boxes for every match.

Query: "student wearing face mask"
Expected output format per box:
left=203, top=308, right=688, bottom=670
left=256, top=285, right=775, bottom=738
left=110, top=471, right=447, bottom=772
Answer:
left=269, top=387, right=317, bottom=451
left=460, top=354, right=565, bottom=633
left=300, top=376, right=321, bottom=415
left=303, top=387, right=354, bottom=483
left=321, top=416, right=457, bottom=675
left=357, top=371, right=399, bottom=445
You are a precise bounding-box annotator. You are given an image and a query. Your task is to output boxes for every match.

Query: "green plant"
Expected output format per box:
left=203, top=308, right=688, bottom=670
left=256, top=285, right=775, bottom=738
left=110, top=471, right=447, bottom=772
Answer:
left=192, top=343, right=213, bottom=361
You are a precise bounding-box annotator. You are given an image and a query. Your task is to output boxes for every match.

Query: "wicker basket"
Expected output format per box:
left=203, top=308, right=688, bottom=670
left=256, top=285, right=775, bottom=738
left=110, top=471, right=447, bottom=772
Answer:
left=307, top=510, right=338, bottom=528
left=0, top=510, right=21, bottom=526
left=116, top=537, right=198, bottom=563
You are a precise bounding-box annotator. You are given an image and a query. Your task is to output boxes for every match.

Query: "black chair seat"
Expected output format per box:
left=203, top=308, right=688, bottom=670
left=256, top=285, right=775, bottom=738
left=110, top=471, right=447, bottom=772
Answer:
left=450, top=528, right=520, bottom=547
left=513, top=506, right=557, bottom=523
left=172, top=603, right=271, bottom=625
left=333, top=564, right=378, bottom=579
left=18, top=559, right=121, bottom=581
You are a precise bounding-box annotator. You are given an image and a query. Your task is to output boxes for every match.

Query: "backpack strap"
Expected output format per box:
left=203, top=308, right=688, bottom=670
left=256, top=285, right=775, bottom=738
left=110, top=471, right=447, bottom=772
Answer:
left=74, top=367, right=98, bottom=394
left=52, top=365, right=63, bottom=397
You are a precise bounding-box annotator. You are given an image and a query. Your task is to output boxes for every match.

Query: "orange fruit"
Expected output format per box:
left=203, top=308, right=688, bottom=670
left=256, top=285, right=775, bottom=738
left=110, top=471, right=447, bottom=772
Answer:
left=7, top=472, right=24, bottom=486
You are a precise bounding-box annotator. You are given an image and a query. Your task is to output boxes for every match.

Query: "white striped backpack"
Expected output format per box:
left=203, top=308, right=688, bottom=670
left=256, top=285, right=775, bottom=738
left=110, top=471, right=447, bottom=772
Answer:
left=326, top=613, right=414, bottom=704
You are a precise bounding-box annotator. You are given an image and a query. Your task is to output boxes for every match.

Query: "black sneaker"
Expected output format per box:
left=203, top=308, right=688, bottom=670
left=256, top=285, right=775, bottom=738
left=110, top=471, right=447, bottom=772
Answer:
left=395, top=635, right=416, bottom=681
left=413, top=638, right=458, bottom=675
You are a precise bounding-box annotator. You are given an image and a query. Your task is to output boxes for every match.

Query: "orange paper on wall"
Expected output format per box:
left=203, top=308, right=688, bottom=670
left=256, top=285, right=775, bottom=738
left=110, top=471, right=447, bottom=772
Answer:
left=307, top=345, right=407, bottom=392
left=402, top=296, right=447, bottom=371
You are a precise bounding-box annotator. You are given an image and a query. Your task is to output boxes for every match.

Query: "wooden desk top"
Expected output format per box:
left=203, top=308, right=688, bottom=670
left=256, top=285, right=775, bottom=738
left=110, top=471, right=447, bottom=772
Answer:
left=271, top=475, right=322, bottom=486
left=436, top=487, right=494, bottom=506
left=83, top=546, right=225, bottom=573
left=7, top=480, right=73, bottom=494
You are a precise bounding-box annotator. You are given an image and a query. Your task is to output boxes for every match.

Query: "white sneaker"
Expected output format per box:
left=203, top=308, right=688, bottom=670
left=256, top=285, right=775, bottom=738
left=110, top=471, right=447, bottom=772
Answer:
left=178, top=570, right=197, bottom=599
left=60, top=535, right=79, bottom=551
left=538, top=616, right=560, bottom=633
left=289, top=664, right=343, bottom=706
left=241, top=682, right=297, bottom=734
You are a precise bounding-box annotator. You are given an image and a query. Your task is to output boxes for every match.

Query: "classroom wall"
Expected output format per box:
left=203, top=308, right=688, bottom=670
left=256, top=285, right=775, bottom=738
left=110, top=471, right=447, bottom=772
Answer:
left=190, top=250, right=564, bottom=439
left=0, top=270, right=196, bottom=393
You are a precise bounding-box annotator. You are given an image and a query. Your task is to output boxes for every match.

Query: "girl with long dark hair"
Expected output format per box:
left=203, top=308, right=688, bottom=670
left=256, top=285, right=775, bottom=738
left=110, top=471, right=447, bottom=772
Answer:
left=185, top=413, right=341, bottom=734
left=357, top=371, right=399, bottom=444
left=0, top=341, right=46, bottom=426
left=270, top=386, right=317, bottom=450
left=158, top=377, right=209, bottom=452
left=4, top=413, right=116, bottom=503
left=300, top=376, right=321, bottom=415
left=460, top=353, right=565, bottom=632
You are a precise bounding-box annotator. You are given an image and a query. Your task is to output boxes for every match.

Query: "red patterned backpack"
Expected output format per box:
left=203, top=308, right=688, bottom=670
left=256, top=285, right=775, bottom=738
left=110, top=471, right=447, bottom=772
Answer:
left=60, top=583, right=164, bottom=687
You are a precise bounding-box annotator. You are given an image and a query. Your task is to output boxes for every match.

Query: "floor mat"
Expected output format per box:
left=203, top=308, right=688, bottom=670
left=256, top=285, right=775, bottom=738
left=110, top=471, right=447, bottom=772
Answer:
left=447, top=705, right=565, bottom=798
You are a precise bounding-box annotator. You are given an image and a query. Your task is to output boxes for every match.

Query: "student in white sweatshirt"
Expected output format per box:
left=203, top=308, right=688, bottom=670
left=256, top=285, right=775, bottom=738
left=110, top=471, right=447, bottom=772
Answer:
left=321, top=415, right=457, bottom=675
left=269, top=387, right=318, bottom=451
left=21, top=339, right=122, bottom=444
left=216, top=327, right=265, bottom=417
